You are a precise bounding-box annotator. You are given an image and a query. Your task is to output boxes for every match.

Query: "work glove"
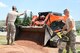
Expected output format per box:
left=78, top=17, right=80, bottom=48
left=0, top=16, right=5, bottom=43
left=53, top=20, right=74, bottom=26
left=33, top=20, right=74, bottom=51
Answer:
left=62, top=31, right=68, bottom=35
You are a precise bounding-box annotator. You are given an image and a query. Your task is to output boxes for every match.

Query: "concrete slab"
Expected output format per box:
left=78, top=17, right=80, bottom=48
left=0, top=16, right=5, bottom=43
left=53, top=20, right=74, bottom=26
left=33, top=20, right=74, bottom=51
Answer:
left=0, top=32, right=7, bottom=36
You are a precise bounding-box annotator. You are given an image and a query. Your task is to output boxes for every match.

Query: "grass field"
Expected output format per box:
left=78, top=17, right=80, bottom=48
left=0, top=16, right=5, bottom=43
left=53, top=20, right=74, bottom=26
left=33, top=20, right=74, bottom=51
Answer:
left=0, top=35, right=6, bottom=45
left=77, top=32, right=80, bottom=36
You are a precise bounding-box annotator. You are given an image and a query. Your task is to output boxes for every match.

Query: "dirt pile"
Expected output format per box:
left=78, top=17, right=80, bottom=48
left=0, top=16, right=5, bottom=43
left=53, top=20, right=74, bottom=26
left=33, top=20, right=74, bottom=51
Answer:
left=0, top=40, right=58, bottom=53
left=15, top=40, right=44, bottom=51
left=15, top=40, right=58, bottom=53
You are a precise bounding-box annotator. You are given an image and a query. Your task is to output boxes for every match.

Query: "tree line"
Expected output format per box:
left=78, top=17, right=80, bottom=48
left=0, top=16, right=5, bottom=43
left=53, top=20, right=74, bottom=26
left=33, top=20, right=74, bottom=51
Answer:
left=15, top=11, right=32, bottom=26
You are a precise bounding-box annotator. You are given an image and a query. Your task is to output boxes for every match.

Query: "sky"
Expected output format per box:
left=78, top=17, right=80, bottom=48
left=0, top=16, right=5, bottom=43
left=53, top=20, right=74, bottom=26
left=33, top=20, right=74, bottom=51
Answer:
left=0, top=0, right=80, bottom=21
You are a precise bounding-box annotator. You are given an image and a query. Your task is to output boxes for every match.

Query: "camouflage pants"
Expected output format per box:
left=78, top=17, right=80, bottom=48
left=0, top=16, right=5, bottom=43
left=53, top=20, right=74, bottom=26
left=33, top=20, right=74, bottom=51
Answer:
left=58, top=30, right=77, bottom=53
left=66, top=30, right=77, bottom=53
left=7, top=22, right=16, bottom=44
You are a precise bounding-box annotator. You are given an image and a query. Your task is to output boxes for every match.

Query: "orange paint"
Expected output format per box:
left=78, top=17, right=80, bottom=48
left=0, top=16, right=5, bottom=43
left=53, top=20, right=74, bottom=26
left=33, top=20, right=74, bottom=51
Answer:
left=32, top=14, right=67, bottom=26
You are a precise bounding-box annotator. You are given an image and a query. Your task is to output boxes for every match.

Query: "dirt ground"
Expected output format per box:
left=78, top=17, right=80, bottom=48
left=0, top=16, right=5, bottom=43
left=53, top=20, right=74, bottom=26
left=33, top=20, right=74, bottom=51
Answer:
left=0, top=40, right=58, bottom=53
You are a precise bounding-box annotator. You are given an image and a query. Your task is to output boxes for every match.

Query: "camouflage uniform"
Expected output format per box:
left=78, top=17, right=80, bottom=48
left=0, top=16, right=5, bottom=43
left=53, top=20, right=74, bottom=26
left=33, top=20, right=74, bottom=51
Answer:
left=66, top=30, right=76, bottom=53
left=6, top=11, right=20, bottom=44
left=58, top=9, right=77, bottom=53
left=58, top=30, right=77, bottom=53
left=7, top=22, right=16, bottom=44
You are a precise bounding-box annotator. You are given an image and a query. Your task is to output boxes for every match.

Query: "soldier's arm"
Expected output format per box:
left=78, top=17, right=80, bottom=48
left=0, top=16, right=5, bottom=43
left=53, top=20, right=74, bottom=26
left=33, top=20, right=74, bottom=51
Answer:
left=17, top=11, right=26, bottom=16
left=17, top=12, right=24, bottom=16
left=62, top=24, right=67, bottom=31
left=67, top=21, right=73, bottom=33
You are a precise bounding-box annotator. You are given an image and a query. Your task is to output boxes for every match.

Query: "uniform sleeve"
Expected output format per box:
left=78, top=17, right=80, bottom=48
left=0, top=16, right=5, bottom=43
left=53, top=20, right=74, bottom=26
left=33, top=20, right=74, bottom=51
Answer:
left=68, top=16, right=73, bottom=22
left=16, top=12, right=21, bottom=16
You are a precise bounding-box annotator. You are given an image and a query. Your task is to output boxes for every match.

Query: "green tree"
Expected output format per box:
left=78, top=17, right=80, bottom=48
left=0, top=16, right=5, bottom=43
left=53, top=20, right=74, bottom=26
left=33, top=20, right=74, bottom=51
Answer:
left=22, top=13, right=31, bottom=26
left=30, top=11, right=33, bottom=20
left=15, top=16, right=21, bottom=25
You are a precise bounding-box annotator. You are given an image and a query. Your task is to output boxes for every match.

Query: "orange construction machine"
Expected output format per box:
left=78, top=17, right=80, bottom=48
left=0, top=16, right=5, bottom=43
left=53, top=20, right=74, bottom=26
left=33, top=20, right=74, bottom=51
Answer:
left=15, top=12, right=67, bottom=47
left=31, top=12, right=66, bottom=30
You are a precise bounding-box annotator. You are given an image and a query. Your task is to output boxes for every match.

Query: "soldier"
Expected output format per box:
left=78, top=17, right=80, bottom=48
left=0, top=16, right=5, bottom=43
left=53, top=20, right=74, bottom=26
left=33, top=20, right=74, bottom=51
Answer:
left=6, top=6, right=26, bottom=45
left=59, top=9, right=77, bottom=53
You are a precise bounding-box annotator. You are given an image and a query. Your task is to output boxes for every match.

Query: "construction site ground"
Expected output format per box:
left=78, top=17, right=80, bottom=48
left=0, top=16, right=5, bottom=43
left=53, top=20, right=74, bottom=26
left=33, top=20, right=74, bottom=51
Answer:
left=0, top=40, right=58, bottom=53
left=0, top=32, right=80, bottom=53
